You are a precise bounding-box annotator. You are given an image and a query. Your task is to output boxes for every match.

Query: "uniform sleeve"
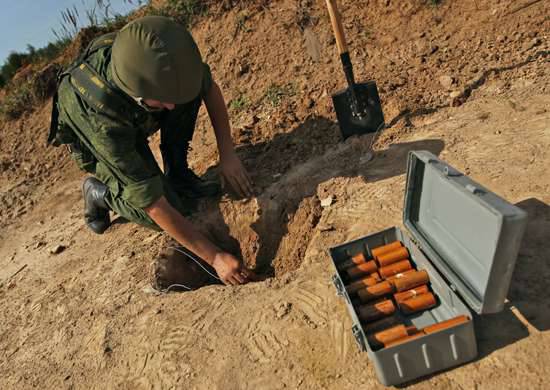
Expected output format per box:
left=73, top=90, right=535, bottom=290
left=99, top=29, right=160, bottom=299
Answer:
left=89, top=114, right=165, bottom=208
left=199, top=62, right=213, bottom=99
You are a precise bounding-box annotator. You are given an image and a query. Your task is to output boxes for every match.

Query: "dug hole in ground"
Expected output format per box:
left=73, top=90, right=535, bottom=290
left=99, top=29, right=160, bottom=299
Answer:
left=0, top=0, right=549, bottom=388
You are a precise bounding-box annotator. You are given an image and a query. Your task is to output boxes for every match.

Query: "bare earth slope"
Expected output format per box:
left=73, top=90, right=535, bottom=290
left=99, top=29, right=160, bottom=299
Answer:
left=1, top=0, right=549, bottom=389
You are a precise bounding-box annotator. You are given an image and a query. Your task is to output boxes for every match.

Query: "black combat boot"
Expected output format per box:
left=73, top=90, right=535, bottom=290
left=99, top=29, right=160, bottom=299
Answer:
left=82, top=177, right=111, bottom=234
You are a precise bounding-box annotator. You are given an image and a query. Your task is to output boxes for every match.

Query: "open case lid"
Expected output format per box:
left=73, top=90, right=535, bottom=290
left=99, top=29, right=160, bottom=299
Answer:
left=403, top=151, right=528, bottom=314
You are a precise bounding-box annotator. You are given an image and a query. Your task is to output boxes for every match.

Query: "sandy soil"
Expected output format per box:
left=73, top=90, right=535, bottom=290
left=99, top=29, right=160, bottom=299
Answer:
left=1, top=0, right=549, bottom=388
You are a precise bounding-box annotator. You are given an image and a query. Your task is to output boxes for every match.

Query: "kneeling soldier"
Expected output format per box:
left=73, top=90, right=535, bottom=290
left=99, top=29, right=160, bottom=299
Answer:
left=49, top=16, right=254, bottom=286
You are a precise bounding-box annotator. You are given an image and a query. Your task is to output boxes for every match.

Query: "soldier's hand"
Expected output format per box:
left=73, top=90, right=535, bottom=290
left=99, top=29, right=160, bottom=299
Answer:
left=220, top=151, right=254, bottom=198
left=212, top=252, right=253, bottom=285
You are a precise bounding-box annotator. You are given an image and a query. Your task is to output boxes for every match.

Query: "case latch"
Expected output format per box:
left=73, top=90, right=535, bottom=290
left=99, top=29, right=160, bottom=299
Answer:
left=332, top=274, right=345, bottom=296
left=444, top=166, right=463, bottom=177
left=352, top=324, right=367, bottom=352
left=466, top=184, right=485, bottom=195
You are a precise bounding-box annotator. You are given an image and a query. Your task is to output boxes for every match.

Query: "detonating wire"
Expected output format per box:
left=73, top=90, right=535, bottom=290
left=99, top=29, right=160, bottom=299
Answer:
left=157, top=246, right=222, bottom=292
left=167, top=246, right=221, bottom=281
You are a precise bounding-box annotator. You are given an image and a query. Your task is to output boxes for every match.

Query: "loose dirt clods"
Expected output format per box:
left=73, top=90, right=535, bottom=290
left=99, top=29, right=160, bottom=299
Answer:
left=1, top=0, right=550, bottom=389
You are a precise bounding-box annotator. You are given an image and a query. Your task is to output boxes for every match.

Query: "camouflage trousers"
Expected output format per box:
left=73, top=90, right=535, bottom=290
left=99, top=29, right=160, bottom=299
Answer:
left=70, top=99, right=201, bottom=231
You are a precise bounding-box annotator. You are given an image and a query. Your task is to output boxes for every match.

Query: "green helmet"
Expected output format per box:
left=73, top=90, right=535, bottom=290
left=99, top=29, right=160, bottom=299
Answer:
left=111, top=16, right=203, bottom=104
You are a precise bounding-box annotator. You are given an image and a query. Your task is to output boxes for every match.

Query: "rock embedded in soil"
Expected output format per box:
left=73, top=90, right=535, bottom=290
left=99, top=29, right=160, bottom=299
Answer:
left=49, top=245, right=66, bottom=254
left=439, top=75, right=454, bottom=90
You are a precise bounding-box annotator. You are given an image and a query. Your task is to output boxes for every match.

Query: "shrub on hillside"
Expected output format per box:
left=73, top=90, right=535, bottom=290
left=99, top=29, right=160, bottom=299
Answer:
left=0, top=64, right=61, bottom=120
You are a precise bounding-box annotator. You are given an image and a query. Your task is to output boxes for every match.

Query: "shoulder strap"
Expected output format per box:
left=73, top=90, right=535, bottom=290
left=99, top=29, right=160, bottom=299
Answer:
left=48, top=32, right=131, bottom=146
left=66, top=32, right=137, bottom=122
left=69, top=62, right=135, bottom=121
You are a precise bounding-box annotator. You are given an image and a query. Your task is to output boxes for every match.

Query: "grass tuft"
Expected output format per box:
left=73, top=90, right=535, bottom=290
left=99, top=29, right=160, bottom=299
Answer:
left=264, top=83, right=296, bottom=107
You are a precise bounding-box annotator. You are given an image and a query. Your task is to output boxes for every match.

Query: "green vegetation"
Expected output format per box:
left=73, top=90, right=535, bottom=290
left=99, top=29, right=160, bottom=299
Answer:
left=0, top=80, right=35, bottom=119
left=234, top=11, right=252, bottom=36
left=264, top=83, right=296, bottom=107
left=229, top=94, right=249, bottom=111
left=427, top=0, right=442, bottom=6
left=0, top=41, right=69, bottom=88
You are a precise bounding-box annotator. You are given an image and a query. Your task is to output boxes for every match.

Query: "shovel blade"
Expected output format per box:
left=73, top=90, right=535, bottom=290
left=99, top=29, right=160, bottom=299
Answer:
left=332, top=80, right=385, bottom=139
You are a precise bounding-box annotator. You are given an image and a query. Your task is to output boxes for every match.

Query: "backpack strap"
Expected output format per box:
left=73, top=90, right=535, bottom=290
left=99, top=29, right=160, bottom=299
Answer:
left=48, top=32, right=135, bottom=145
left=68, top=32, right=136, bottom=121
left=69, top=61, right=135, bottom=121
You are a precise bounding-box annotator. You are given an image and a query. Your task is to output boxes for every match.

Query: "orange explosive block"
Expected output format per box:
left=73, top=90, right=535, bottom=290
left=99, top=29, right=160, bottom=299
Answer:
left=357, top=281, right=395, bottom=303
left=379, top=259, right=413, bottom=279
left=376, top=246, right=409, bottom=267
left=371, top=241, right=403, bottom=259
left=398, top=292, right=437, bottom=315
left=346, top=272, right=382, bottom=295
left=357, top=299, right=396, bottom=323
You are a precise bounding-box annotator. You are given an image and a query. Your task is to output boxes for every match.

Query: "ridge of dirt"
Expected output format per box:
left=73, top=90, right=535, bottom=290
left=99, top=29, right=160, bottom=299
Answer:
left=1, top=0, right=550, bottom=388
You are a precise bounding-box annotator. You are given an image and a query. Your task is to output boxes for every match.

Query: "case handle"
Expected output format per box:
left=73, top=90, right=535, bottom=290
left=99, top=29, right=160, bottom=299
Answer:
left=466, top=184, right=485, bottom=195
left=444, top=166, right=463, bottom=177
left=352, top=324, right=367, bottom=351
left=332, top=274, right=345, bottom=296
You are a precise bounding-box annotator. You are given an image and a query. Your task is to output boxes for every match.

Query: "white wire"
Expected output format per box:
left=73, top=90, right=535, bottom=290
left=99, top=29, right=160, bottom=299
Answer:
left=167, top=246, right=222, bottom=281
left=165, top=283, right=192, bottom=292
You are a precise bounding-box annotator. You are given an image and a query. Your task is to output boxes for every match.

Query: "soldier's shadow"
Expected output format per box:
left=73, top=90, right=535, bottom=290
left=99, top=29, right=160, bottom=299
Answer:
left=470, top=198, right=548, bottom=360
left=507, top=198, right=550, bottom=331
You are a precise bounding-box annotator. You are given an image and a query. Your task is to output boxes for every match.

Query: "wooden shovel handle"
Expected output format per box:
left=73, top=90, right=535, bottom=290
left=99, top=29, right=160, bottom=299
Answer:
left=325, top=0, right=349, bottom=54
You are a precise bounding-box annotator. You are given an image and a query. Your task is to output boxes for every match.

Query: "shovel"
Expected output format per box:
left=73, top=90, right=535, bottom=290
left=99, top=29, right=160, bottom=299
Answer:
left=325, top=0, right=385, bottom=139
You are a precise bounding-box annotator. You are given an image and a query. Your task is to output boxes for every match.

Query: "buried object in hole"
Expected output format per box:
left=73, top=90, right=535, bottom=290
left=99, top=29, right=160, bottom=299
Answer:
left=150, top=246, right=221, bottom=291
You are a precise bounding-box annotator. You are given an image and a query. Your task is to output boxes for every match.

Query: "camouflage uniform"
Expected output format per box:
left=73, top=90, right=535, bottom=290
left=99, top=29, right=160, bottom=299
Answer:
left=53, top=31, right=213, bottom=230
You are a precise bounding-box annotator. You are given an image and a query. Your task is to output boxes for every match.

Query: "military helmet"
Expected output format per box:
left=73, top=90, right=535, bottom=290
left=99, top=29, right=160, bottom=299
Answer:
left=111, top=16, right=204, bottom=104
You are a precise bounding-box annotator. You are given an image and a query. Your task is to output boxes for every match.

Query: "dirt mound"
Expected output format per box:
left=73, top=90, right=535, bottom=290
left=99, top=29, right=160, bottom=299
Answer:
left=1, top=0, right=550, bottom=388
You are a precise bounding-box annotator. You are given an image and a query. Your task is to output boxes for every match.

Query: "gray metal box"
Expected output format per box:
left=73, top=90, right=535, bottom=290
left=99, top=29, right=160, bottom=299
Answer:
left=329, top=151, right=528, bottom=386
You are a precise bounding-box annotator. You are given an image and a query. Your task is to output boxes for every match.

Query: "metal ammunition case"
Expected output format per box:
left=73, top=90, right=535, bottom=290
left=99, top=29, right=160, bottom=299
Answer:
left=384, top=331, right=425, bottom=348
